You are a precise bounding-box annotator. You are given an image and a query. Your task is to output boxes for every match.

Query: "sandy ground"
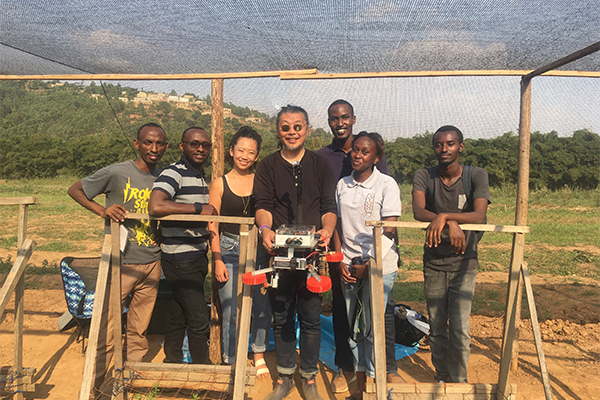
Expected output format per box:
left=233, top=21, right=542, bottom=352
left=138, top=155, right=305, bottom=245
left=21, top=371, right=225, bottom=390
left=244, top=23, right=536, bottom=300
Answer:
left=1, top=285, right=598, bottom=400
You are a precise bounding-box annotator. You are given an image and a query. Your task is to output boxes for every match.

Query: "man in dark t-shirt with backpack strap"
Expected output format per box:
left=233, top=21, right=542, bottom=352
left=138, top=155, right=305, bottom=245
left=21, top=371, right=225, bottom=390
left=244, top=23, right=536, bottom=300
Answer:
left=412, top=125, right=491, bottom=384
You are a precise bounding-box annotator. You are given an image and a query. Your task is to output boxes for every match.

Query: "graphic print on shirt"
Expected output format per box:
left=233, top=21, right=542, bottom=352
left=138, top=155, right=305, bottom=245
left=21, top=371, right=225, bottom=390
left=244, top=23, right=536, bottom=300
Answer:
left=123, top=178, right=155, bottom=247
left=363, top=192, right=376, bottom=218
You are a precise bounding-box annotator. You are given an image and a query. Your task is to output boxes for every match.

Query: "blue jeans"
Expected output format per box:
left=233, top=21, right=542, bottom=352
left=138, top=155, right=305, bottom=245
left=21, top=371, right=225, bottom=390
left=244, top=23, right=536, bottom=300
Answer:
left=162, top=255, right=210, bottom=364
left=218, top=235, right=272, bottom=363
left=251, top=246, right=272, bottom=353
left=424, top=267, right=477, bottom=383
left=269, top=269, right=322, bottom=379
left=343, top=270, right=397, bottom=378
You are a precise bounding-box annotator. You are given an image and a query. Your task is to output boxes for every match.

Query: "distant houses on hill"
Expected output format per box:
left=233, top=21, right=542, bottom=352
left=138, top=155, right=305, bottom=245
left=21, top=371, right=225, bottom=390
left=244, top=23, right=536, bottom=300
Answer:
left=88, top=90, right=264, bottom=124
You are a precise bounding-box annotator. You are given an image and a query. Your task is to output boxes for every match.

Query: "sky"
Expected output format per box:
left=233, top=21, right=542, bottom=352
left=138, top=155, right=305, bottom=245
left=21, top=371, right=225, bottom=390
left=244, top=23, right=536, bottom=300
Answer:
left=120, top=75, right=599, bottom=140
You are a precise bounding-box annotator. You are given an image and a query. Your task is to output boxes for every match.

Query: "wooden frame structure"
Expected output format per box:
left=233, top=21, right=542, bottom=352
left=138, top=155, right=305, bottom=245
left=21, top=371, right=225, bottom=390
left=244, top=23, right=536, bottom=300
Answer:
left=2, top=41, right=598, bottom=400
left=0, top=197, right=38, bottom=399
left=77, top=213, right=258, bottom=400
left=364, top=221, right=529, bottom=400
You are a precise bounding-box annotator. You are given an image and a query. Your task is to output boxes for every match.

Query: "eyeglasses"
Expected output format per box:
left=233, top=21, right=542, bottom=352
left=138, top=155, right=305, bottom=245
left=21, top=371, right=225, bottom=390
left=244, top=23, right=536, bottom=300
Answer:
left=280, top=124, right=304, bottom=132
left=182, top=140, right=211, bottom=150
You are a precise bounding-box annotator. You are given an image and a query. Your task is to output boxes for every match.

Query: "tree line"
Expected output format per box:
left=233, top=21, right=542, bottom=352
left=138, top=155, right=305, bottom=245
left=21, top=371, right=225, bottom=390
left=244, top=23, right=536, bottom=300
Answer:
left=1, top=80, right=598, bottom=189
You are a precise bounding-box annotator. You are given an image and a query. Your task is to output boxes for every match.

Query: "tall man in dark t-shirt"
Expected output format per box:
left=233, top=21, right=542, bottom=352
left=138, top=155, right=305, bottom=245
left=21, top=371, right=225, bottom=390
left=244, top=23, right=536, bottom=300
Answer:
left=68, top=122, right=168, bottom=394
left=315, top=99, right=403, bottom=391
left=254, top=105, right=337, bottom=400
left=412, top=125, right=491, bottom=383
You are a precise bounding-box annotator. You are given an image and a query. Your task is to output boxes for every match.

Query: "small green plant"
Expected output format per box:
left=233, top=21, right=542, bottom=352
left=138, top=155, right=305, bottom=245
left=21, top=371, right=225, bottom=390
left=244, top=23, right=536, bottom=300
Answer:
left=26, top=259, right=60, bottom=275
left=132, top=383, right=160, bottom=399
left=0, top=236, right=18, bottom=249
left=0, top=255, right=13, bottom=273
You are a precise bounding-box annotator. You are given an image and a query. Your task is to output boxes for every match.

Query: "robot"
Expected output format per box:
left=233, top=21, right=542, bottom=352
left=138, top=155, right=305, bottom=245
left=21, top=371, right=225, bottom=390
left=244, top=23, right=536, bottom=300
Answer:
left=242, top=224, right=342, bottom=293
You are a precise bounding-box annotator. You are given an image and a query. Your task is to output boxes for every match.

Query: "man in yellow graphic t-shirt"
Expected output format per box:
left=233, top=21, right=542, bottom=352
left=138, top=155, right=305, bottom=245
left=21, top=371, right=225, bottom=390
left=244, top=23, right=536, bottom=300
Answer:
left=68, top=123, right=168, bottom=396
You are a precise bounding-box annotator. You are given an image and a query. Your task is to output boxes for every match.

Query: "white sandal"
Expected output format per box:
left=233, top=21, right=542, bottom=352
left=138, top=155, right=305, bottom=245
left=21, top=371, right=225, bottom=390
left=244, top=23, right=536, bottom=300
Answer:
left=255, top=358, right=270, bottom=380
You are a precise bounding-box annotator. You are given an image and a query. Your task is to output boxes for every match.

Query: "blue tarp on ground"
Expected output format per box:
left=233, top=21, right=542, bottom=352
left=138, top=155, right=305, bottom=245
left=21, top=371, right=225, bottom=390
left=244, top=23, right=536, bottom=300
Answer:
left=245, top=315, right=419, bottom=370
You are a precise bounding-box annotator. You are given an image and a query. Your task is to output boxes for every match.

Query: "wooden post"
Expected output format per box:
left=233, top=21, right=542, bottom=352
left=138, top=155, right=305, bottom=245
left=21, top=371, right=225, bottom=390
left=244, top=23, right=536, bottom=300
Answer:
left=209, top=77, right=225, bottom=364
left=110, top=221, right=124, bottom=400
left=233, top=224, right=258, bottom=400
left=13, top=204, right=27, bottom=400
left=498, top=76, right=532, bottom=397
left=79, top=235, right=112, bottom=400
left=211, top=78, right=225, bottom=179
left=370, top=225, right=386, bottom=400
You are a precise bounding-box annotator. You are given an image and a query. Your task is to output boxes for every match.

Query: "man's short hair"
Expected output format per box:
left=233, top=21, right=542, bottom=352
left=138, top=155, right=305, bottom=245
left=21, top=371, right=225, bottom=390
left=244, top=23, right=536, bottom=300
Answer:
left=433, top=125, right=464, bottom=144
left=137, top=122, right=165, bottom=139
left=327, top=99, right=354, bottom=116
left=181, top=126, right=208, bottom=142
left=277, top=105, right=309, bottom=126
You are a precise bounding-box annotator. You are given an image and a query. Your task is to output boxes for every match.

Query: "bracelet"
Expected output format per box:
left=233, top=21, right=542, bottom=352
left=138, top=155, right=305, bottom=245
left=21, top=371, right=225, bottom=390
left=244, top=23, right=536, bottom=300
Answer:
left=258, top=224, right=271, bottom=232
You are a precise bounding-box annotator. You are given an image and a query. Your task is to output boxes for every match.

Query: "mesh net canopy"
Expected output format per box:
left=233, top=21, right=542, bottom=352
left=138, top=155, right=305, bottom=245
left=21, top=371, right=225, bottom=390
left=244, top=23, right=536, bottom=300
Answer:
left=1, top=0, right=598, bottom=75
left=1, top=1, right=599, bottom=138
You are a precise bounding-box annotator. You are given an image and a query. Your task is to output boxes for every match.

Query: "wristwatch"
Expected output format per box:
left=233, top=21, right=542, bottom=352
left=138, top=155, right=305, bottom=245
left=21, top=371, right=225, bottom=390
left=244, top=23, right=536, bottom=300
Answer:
left=194, top=202, right=203, bottom=214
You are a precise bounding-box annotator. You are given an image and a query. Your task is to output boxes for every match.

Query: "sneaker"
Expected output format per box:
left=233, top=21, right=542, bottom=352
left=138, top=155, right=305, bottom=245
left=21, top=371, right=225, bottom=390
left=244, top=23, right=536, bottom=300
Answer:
left=330, top=369, right=356, bottom=393
left=302, top=377, right=324, bottom=400
left=265, top=375, right=295, bottom=400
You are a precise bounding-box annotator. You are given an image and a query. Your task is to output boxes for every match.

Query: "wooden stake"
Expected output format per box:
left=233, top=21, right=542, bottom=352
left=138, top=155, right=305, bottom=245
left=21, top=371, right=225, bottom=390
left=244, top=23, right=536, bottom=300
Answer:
left=0, top=240, right=36, bottom=318
left=110, top=221, right=124, bottom=400
left=370, top=225, right=386, bottom=400
left=233, top=224, right=257, bottom=400
left=13, top=204, right=28, bottom=400
left=510, top=272, right=523, bottom=373
left=521, top=263, right=554, bottom=400
left=79, top=235, right=112, bottom=400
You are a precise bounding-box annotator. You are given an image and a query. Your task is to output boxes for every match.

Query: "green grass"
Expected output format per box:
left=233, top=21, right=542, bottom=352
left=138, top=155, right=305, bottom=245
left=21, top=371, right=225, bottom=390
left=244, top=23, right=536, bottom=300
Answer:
left=392, top=281, right=426, bottom=303
left=472, top=288, right=505, bottom=314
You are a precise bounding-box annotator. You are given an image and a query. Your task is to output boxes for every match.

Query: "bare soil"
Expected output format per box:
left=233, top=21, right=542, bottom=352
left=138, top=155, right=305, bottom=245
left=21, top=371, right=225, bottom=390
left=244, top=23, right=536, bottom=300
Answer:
left=1, top=272, right=598, bottom=400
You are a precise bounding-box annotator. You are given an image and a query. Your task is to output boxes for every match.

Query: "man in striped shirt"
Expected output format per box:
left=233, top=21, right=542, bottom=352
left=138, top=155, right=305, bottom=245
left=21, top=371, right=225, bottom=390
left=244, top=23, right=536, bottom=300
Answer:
left=149, top=126, right=217, bottom=364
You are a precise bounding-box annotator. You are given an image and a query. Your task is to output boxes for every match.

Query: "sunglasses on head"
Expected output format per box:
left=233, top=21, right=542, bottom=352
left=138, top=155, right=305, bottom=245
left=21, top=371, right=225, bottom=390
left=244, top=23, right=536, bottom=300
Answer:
left=182, top=140, right=211, bottom=150
left=280, top=124, right=304, bottom=132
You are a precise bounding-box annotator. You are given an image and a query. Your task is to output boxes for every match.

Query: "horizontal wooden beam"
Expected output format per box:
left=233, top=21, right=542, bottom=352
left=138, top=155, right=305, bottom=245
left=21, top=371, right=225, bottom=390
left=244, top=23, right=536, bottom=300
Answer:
left=364, top=220, right=529, bottom=233
left=0, top=69, right=318, bottom=81
left=127, top=212, right=255, bottom=224
left=126, top=362, right=241, bottom=374
left=1, top=69, right=597, bottom=81
left=125, top=362, right=256, bottom=392
left=0, top=197, right=38, bottom=206
left=365, top=382, right=517, bottom=397
left=281, top=70, right=600, bottom=79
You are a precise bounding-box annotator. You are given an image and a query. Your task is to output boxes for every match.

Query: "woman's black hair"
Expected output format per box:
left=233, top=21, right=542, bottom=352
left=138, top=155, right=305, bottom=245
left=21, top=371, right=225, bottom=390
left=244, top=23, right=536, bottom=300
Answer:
left=355, top=131, right=385, bottom=159
left=226, top=125, right=262, bottom=167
